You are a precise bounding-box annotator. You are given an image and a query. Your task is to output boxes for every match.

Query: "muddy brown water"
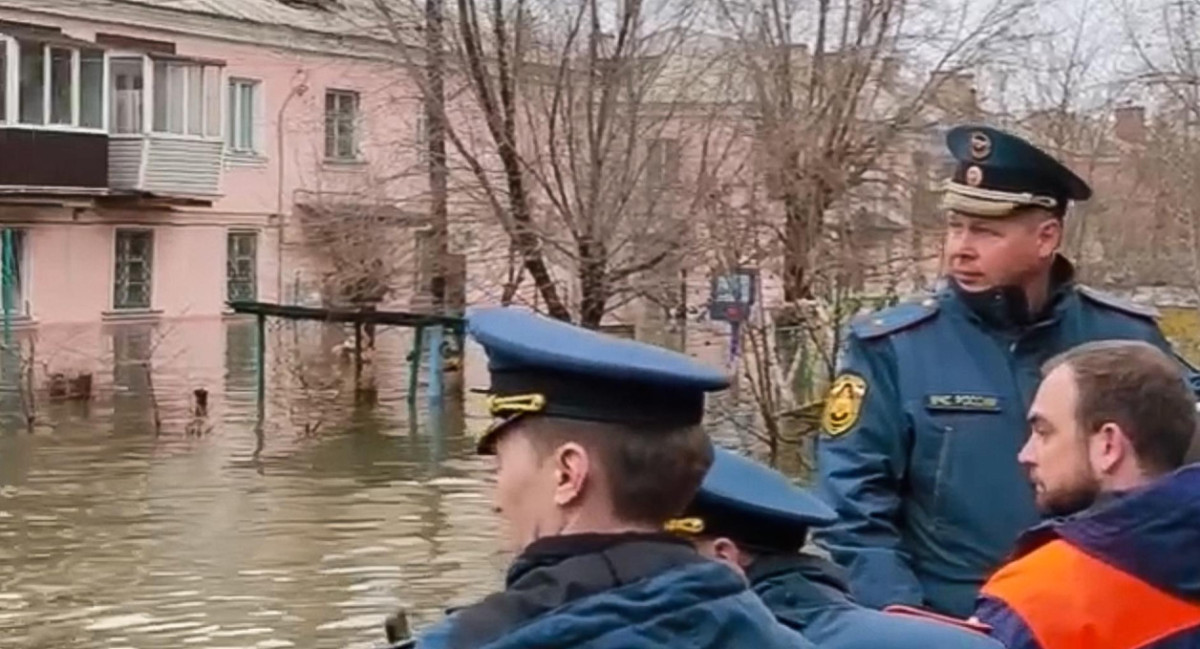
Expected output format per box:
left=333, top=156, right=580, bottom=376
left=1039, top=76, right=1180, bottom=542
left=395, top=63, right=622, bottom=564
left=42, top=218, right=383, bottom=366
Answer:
left=0, top=319, right=506, bottom=649
left=0, top=317, right=759, bottom=649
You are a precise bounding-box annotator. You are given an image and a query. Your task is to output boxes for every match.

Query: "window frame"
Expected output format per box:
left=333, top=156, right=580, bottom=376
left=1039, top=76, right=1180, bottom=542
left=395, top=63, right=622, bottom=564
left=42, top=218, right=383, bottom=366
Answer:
left=149, top=56, right=223, bottom=140
left=225, top=229, right=258, bottom=302
left=226, top=77, right=260, bottom=154
left=0, top=228, right=29, bottom=317
left=112, top=228, right=155, bottom=311
left=108, top=53, right=146, bottom=135
left=324, top=89, right=361, bottom=162
left=3, top=36, right=109, bottom=133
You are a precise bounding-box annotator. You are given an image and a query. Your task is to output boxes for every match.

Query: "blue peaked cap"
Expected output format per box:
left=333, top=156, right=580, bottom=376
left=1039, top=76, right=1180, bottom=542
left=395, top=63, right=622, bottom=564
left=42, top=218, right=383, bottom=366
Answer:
left=467, top=307, right=730, bottom=454
left=669, top=447, right=837, bottom=551
left=943, top=125, right=1092, bottom=218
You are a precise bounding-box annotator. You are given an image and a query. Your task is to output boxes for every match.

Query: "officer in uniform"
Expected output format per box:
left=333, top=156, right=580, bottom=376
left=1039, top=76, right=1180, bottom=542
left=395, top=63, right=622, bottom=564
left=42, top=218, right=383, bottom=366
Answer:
left=667, top=446, right=1005, bottom=649
left=414, top=307, right=814, bottom=649
left=813, top=125, right=1200, bottom=618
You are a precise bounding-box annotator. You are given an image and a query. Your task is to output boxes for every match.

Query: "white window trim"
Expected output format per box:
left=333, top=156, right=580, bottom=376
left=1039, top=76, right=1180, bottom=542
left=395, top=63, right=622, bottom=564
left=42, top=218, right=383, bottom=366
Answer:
left=107, top=50, right=146, bottom=135
left=225, top=228, right=259, bottom=302
left=2, top=37, right=109, bottom=133
left=226, top=77, right=260, bottom=155
left=111, top=227, right=155, bottom=312
left=148, top=56, right=224, bottom=142
left=325, top=89, right=361, bottom=162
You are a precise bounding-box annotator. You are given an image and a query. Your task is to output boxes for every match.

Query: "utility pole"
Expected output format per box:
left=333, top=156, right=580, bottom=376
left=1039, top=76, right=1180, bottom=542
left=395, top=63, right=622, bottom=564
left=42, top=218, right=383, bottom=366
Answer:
left=425, top=0, right=449, bottom=402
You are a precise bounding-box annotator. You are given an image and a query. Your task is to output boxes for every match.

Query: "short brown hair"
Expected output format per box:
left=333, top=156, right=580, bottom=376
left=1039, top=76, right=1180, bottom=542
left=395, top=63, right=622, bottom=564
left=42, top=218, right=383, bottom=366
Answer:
left=1043, top=340, right=1195, bottom=474
left=523, top=417, right=713, bottom=525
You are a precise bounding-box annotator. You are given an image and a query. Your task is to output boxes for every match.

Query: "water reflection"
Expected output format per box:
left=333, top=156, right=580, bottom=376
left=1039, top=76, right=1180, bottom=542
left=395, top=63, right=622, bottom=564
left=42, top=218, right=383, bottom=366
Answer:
left=0, top=318, right=503, bottom=649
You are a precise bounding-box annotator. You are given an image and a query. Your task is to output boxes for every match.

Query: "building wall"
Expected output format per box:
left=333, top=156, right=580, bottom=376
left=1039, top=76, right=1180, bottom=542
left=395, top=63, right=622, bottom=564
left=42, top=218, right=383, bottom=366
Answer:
left=0, top=3, right=432, bottom=326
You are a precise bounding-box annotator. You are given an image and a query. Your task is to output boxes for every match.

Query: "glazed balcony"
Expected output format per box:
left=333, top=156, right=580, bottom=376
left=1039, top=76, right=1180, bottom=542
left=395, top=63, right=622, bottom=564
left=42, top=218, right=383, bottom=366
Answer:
left=0, top=23, right=109, bottom=196
left=106, top=52, right=225, bottom=200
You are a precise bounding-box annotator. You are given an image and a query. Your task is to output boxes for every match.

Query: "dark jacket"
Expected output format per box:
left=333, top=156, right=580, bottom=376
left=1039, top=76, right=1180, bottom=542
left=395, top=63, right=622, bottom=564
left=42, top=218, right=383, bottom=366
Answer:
left=814, top=259, right=1198, bottom=617
left=750, top=553, right=1004, bottom=649
left=975, top=464, right=1200, bottom=649
left=415, top=533, right=814, bottom=649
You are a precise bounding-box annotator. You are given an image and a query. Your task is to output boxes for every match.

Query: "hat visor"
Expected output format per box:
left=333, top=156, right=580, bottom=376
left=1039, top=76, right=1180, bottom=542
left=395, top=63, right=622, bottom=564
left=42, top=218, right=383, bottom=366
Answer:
left=941, top=190, right=1023, bottom=218
left=475, top=412, right=529, bottom=455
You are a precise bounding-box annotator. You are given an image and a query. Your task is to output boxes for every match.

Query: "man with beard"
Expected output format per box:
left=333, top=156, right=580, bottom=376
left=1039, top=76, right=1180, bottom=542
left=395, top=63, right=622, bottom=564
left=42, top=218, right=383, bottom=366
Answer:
left=973, top=340, right=1200, bottom=649
left=814, top=125, right=1200, bottom=617
left=667, top=446, right=1006, bottom=649
left=413, top=307, right=814, bottom=649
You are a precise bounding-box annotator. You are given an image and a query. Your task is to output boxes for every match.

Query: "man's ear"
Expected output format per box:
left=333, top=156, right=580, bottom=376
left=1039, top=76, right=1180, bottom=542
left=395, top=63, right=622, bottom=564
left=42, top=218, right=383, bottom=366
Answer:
left=1036, top=214, right=1063, bottom=258
left=711, top=537, right=747, bottom=576
left=552, top=442, right=591, bottom=507
left=1090, top=422, right=1128, bottom=475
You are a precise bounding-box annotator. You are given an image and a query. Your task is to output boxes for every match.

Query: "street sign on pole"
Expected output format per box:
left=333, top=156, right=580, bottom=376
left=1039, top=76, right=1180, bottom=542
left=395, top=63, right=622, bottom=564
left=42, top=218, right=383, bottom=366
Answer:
left=709, top=268, right=757, bottom=324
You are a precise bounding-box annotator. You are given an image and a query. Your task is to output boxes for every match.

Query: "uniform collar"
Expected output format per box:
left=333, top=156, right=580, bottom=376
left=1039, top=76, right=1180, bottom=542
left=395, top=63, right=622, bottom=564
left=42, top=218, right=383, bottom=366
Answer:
left=507, top=532, right=695, bottom=586
left=949, top=255, right=1076, bottom=332
left=746, top=553, right=855, bottom=607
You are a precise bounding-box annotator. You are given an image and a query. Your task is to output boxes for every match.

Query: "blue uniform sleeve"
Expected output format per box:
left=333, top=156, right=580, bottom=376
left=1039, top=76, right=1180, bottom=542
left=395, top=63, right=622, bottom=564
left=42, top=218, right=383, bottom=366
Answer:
left=974, top=595, right=1042, bottom=649
left=814, top=331, right=923, bottom=610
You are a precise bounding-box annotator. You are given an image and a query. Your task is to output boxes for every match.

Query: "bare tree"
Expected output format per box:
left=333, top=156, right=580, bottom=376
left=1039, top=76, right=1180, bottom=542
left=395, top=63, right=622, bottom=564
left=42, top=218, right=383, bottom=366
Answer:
left=1118, top=0, right=1200, bottom=297
left=681, top=0, right=1035, bottom=466
left=362, top=0, right=742, bottom=327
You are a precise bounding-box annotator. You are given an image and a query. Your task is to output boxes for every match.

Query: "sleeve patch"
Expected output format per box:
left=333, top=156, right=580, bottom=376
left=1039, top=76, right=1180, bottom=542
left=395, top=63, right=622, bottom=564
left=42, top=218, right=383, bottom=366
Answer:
left=821, top=373, right=868, bottom=437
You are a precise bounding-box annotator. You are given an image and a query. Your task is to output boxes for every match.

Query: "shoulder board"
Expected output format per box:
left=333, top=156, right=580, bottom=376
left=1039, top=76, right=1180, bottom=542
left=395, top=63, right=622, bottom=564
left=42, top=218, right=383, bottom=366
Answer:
left=849, top=299, right=940, bottom=340
left=1077, top=286, right=1159, bottom=320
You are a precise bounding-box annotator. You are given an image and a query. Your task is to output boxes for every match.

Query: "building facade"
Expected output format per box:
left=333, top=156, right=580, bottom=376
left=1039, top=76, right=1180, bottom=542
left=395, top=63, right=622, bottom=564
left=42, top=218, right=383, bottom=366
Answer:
left=0, top=0, right=438, bottom=330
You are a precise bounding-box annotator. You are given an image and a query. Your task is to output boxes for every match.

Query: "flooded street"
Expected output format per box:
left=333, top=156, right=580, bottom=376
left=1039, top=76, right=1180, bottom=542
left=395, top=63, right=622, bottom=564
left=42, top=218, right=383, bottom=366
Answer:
left=0, top=319, right=507, bottom=649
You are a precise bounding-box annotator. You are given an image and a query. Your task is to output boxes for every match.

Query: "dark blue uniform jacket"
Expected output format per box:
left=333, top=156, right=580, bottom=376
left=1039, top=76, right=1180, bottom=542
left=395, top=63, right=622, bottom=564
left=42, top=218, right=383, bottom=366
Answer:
left=815, top=263, right=1198, bottom=617
left=749, top=553, right=1005, bottom=649
left=415, top=533, right=814, bottom=649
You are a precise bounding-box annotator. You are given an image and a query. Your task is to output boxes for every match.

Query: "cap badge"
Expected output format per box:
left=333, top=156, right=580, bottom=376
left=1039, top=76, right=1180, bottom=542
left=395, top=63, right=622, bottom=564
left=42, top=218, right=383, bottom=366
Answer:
left=965, top=165, right=984, bottom=187
left=821, top=373, right=867, bottom=437
left=969, top=131, right=992, bottom=160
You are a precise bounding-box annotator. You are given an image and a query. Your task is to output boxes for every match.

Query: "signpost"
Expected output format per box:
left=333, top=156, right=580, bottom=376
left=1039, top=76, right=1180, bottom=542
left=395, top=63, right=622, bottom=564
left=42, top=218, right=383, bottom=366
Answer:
left=709, top=268, right=758, bottom=369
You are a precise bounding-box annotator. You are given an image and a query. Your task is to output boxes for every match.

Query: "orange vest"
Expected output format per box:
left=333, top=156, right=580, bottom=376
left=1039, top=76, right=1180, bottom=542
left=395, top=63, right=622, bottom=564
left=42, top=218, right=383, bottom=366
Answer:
left=981, top=539, right=1200, bottom=649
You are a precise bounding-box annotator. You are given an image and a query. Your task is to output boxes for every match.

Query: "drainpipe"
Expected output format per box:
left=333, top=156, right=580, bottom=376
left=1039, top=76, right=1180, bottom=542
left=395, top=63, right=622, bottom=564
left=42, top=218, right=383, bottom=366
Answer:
left=275, top=70, right=310, bottom=303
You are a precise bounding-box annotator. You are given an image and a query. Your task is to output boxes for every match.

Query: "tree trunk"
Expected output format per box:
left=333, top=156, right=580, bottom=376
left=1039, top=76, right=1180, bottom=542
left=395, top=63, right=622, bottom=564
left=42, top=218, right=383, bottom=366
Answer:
left=578, top=237, right=607, bottom=329
left=426, top=0, right=449, bottom=313
left=457, top=0, right=572, bottom=322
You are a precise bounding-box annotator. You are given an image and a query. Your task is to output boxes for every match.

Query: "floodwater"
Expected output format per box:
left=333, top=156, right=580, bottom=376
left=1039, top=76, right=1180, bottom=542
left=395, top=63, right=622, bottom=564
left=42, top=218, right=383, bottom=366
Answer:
left=0, top=318, right=507, bottom=649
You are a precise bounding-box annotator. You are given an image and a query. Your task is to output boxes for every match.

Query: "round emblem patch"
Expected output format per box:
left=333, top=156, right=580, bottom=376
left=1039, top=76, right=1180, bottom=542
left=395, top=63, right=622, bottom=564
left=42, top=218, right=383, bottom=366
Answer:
left=821, top=374, right=868, bottom=437
left=969, top=131, right=992, bottom=160
left=965, top=165, right=984, bottom=187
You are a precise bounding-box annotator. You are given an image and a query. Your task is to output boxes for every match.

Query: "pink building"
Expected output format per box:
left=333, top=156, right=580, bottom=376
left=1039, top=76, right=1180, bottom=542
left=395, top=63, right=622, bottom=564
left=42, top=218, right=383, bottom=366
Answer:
left=0, top=0, right=433, bottom=330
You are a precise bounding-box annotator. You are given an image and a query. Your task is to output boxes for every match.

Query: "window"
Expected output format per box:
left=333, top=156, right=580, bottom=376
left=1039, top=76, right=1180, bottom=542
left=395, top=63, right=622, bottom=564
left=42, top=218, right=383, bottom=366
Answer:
left=19, top=41, right=43, bottom=124
left=49, top=47, right=71, bottom=124
left=227, top=79, right=259, bottom=153
left=414, top=112, right=428, bottom=164
left=0, top=229, right=27, bottom=317
left=110, top=57, right=144, bottom=134
left=325, top=90, right=359, bottom=160
left=0, top=42, right=6, bottom=122
left=114, top=230, right=153, bottom=310
left=16, top=40, right=105, bottom=129
left=151, top=59, right=221, bottom=137
left=80, top=50, right=104, bottom=129
left=226, top=231, right=257, bottom=301
left=647, top=139, right=681, bottom=188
